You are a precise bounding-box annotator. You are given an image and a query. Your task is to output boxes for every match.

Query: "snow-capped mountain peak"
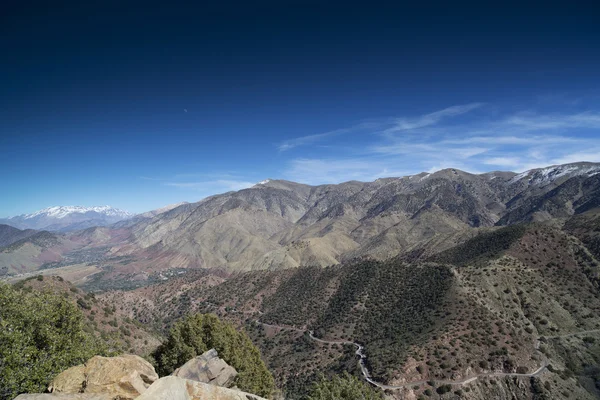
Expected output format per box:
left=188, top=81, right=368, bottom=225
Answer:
left=24, top=205, right=132, bottom=220
left=1, top=205, right=133, bottom=231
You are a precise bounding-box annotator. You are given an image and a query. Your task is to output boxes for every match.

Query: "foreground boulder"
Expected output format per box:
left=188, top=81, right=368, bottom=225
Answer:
left=172, top=349, right=238, bottom=387
left=16, top=353, right=265, bottom=400
left=48, top=355, right=158, bottom=400
left=14, top=395, right=112, bottom=400
left=136, top=376, right=266, bottom=400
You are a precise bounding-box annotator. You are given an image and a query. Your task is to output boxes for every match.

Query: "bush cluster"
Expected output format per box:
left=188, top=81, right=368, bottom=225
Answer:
left=0, top=282, right=106, bottom=400
left=152, top=313, right=274, bottom=397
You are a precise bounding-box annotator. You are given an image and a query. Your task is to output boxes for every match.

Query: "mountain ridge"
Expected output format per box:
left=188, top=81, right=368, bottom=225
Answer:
left=0, top=205, right=133, bottom=232
left=2, top=162, right=600, bottom=281
left=3, top=162, right=600, bottom=399
left=94, top=161, right=600, bottom=283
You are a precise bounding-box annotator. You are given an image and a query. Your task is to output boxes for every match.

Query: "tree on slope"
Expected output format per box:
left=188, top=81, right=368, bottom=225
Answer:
left=0, top=282, right=106, bottom=400
left=152, top=313, right=274, bottom=398
left=307, top=372, right=384, bottom=400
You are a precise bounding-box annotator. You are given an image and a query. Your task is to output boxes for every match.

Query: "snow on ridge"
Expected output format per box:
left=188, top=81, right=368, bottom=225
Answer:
left=508, top=170, right=530, bottom=184
left=24, top=205, right=132, bottom=219
left=418, top=173, right=431, bottom=182
left=509, top=164, right=600, bottom=186
left=254, top=179, right=272, bottom=186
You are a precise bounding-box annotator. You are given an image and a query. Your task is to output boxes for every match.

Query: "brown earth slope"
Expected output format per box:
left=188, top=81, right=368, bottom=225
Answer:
left=94, top=210, right=600, bottom=399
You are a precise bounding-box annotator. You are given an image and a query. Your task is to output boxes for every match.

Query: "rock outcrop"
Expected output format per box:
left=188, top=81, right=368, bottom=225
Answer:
left=15, top=377, right=267, bottom=400
left=16, top=353, right=266, bottom=400
left=48, top=355, right=158, bottom=400
left=136, top=376, right=266, bottom=400
left=172, top=349, right=238, bottom=388
left=14, top=395, right=112, bottom=400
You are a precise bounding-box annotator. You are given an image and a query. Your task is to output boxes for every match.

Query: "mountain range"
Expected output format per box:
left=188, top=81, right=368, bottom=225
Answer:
left=95, top=192, right=600, bottom=399
left=3, top=161, right=600, bottom=399
left=0, top=205, right=133, bottom=232
left=1, top=162, right=599, bottom=280
left=105, top=162, right=600, bottom=277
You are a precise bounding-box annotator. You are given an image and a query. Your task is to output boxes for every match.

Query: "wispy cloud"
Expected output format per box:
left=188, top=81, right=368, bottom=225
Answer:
left=164, top=179, right=255, bottom=197
left=441, top=135, right=581, bottom=146
left=278, top=129, right=345, bottom=152
left=277, top=103, right=484, bottom=152
left=285, top=158, right=411, bottom=184
left=164, top=179, right=254, bottom=192
left=381, top=102, right=484, bottom=134
left=552, top=151, right=600, bottom=165
left=139, top=176, right=163, bottom=181
left=149, top=103, right=600, bottom=192
left=505, top=111, right=600, bottom=130
left=278, top=122, right=381, bottom=152
left=282, top=105, right=600, bottom=183
left=142, top=173, right=256, bottom=199
left=481, top=157, right=522, bottom=167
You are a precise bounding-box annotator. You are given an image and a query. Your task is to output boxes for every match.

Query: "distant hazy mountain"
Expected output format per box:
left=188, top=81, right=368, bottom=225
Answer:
left=137, top=202, right=190, bottom=218
left=110, top=202, right=190, bottom=229
left=0, top=205, right=133, bottom=232
left=0, top=224, right=38, bottom=248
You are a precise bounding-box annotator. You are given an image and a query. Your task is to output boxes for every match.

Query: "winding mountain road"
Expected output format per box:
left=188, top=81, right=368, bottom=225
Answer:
left=255, top=319, right=563, bottom=390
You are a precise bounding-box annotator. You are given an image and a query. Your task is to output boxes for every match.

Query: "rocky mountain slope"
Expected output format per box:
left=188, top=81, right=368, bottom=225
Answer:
left=0, top=224, right=37, bottom=248
left=96, top=162, right=600, bottom=279
left=101, top=209, right=600, bottom=399
left=0, top=226, right=130, bottom=276
left=0, top=230, right=74, bottom=275
left=0, top=206, right=133, bottom=232
left=1, top=162, right=599, bottom=284
left=4, top=162, right=600, bottom=399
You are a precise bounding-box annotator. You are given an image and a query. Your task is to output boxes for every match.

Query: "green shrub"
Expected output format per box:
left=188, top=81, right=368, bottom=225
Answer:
left=307, top=372, right=383, bottom=400
left=152, top=313, right=274, bottom=397
left=0, top=283, right=106, bottom=400
left=436, top=384, right=452, bottom=394
left=76, top=298, right=91, bottom=310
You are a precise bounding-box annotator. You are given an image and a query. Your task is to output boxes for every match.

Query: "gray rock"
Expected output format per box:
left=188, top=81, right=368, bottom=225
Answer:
left=135, top=376, right=267, bottom=400
left=48, top=354, right=158, bottom=399
left=172, top=349, right=238, bottom=388
left=14, top=395, right=111, bottom=400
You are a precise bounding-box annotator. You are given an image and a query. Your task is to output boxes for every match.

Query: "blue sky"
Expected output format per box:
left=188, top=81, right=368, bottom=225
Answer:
left=1, top=2, right=599, bottom=216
